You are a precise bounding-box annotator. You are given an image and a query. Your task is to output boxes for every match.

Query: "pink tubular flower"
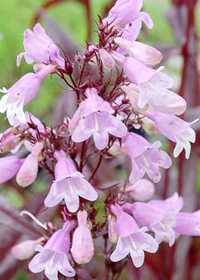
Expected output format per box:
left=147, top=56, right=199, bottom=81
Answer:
left=124, top=132, right=172, bottom=184
left=174, top=211, right=200, bottom=236
left=17, top=23, right=65, bottom=69
left=124, top=204, right=175, bottom=246
left=71, top=210, right=94, bottom=264
left=0, top=156, right=24, bottom=184
left=71, top=88, right=127, bottom=150
left=44, top=150, right=98, bottom=212
left=28, top=220, right=76, bottom=280
left=137, top=71, right=186, bottom=115
left=111, top=52, right=186, bottom=115
left=144, top=110, right=197, bottom=159
left=16, top=142, right=44, bottom=187
left=123, top=193, right=183, bottom=246
left=0, top=65, right=56, bottom=125
left=103, top=0, right=153, bottom=41
left=110, top=204, right=158, bottom=268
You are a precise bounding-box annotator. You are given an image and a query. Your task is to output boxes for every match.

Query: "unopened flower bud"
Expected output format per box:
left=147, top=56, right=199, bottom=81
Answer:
left=71, top=210, right=94, bottom=264
left=125, top=179, right=155, bottom=201
left=108, top=214, right=118, bottom=243
left=11, top=237, right=44, bottom=260
left=16, top=142, right=44, bottom=187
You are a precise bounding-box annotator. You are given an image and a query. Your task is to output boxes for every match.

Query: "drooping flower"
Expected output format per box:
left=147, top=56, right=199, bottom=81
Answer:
left=71, top=210, right=94, bottom=264
left=137, top=71, right=186, bottom=115
left=29, top=220, right=76, bottom=280
left=0, top=65, right=56, bottom=125
left=44, top=150, right=98, bottom=212
left=124, top=132, right=172, bottom=184
left=17, top=23, right=65, bottom=69
left=103, top=0, right=153, bottom=41
left=111, top=52, right=186, bottom=115
left=0, top=156, right=24, bottom=184
left=174, top=211, right=200, bottom=236
left=123, top=193, right=183, bottom=246
left=144, top=110, right=197, bottom=159
left=110, top=204, right=158, bottom=268
left=71, top=88, right=127, bottom=150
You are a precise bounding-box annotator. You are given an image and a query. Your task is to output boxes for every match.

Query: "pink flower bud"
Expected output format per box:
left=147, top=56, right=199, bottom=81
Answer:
left=11, top=237, right=44, bottom=260
left=16, top=142, right=44, bottom=187
left=125, top=179, right=155, bottom=202
left=71, top=210, right=94, bottom=264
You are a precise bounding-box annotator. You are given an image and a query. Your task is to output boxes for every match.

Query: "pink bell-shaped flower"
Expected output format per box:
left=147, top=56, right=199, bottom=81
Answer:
left=124, top=132, right=172, bottom=184
left=71, top=88, right=127, bottom=150
left=17, top=23, right=65, bottom=69
left=0, top=65, right=56, bottom=125
left=144, top=110, right=197, bottom=159
left=110, top=204, right=158, bottom=268
left=44, top=150, right=98, bottom=212
left=29, top=220, right=76, bottom=280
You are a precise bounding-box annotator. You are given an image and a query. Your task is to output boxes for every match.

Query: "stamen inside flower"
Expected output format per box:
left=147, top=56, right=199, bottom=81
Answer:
left=129, top=235, right=137, bottom=250
left=49, top=253, right=56, bottom=267
left=142, top=154, right=149, bottom=167
left=67, top=178, right=74, bottom=194
left=95, top=114, right=99, bottom=131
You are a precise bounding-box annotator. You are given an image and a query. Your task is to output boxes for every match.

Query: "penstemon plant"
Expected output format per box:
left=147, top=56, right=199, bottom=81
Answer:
left=0, top=0, right=199, bottom=279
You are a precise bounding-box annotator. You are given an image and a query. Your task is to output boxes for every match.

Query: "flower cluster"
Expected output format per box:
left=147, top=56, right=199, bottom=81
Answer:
left=0, top=0, right=199, bottom=279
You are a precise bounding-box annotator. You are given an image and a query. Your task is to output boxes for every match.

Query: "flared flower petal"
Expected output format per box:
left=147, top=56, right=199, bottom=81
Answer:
left=124, top=132, right=172, bottom=184
left=110, top=204, right=158, bottom=268
left=17, top=23, right=65, bottom=69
